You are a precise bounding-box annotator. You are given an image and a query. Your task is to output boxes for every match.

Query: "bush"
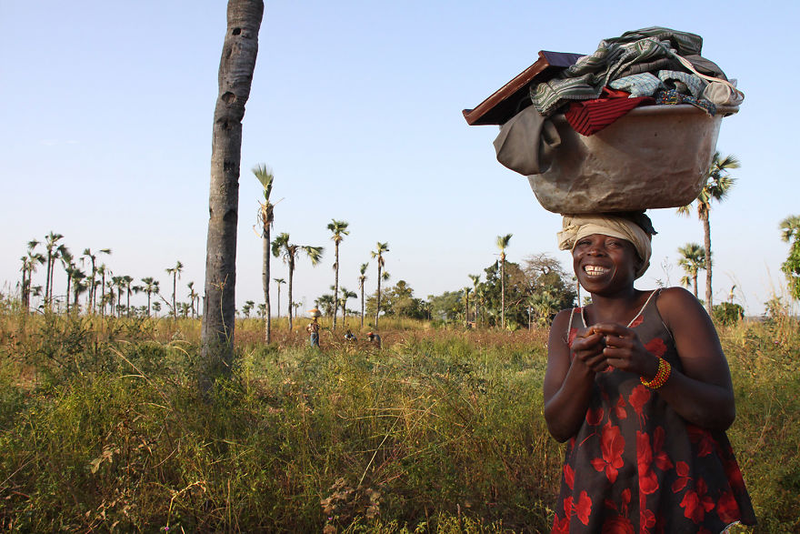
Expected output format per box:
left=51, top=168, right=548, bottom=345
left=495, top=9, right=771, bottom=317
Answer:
left=713, top=302, right=745, bottom=325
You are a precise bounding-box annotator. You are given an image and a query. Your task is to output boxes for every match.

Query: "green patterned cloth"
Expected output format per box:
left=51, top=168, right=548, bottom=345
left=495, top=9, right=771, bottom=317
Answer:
left=531, top=27, right=706, bottom=116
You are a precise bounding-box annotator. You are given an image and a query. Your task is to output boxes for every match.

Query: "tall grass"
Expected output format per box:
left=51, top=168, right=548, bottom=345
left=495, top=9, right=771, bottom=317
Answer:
left=0, top=308, right=797, bottom=532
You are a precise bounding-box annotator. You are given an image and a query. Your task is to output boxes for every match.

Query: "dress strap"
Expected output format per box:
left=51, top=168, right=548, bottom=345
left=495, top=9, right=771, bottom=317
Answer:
left=566, top=308, right=576, bottom=339
left=626, top=289, right=660, bottom=327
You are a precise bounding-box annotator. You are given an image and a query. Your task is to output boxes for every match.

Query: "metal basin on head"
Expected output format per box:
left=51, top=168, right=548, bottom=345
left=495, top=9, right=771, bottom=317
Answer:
left=528, top=104, right=738, bottom=214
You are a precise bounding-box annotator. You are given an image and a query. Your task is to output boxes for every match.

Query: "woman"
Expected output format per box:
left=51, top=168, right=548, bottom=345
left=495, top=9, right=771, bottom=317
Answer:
left=544, top=213, right=755, bottom=533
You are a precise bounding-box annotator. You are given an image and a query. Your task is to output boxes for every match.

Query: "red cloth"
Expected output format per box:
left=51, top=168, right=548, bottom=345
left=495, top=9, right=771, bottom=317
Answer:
left=565, top=88, right=654, bottom=136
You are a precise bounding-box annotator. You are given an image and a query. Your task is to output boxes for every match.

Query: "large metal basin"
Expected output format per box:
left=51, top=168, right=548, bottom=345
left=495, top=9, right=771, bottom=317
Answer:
left=527, top=104, right=737, bottom=214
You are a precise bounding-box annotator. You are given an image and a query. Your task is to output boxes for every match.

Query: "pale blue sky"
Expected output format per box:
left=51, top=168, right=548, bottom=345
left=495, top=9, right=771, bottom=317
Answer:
left=2, top=1, right=796, bottom=316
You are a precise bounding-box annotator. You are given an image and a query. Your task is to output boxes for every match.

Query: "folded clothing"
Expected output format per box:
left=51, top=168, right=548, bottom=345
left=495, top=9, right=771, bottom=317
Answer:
left=565, top=88, right=654, bottom=136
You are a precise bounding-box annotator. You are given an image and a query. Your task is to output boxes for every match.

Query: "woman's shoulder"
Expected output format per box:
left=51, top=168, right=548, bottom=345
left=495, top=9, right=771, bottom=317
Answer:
left=552, top=307, right=578, bottom=328
left=548, top=308, right=575, bottom=344
left=656, top=286, right=703, bottom=308
left=654, top=286, right=712, bottom=328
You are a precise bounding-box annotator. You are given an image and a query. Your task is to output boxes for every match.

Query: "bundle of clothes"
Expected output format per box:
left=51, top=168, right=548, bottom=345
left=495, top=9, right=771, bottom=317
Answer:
left=494, top=27, right=744, bottom=177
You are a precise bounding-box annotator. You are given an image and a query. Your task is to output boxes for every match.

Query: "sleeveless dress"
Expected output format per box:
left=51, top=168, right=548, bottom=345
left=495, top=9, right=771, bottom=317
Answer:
left=551, top=290, right=756, bottom=533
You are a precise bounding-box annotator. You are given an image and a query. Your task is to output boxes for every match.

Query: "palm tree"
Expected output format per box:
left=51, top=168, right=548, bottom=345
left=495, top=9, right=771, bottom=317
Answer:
left=254, top=164, right=276, bottom=342
left=119, top=275, right=134, bottom=316
left=496, top=234, right=513, bottom=328
left=273, top=278, right=285, bottom=318
left=315, top=294, right=336, bottom=317
left=111, top=275, right=125, bottom=316
left=81, top=248, right=111, bottom=313
left=70, top=269, right=87, bottom=312
left=202, top=0, right=265, bottom=387
left=100, top=278, right=115, bottom=315
left=327, top=219, right=350, bottom=331
left=677, top=243, right=706, bottom=299
left=271, top=232, right=324, bottom=330
left=97, top=264, right=111, bottom=316
left=468, top=274, right=480, bottom=324
left=358, top=263, right=368, bottom=328
left=21, top=240, right=45, bottom=312
left=58, top=249, right=78, bottom=313
left=371, top=242, right=389, bottom=328
left=53, top=245, right=74, bottom=311
left=187, top=281, right=199, bottom=319
left=339, top=287, right=357, bottom=324
left=141, top=277, right=160, bottom=317
left=678, top=152, right=738, bottom=314
left=166, top=261, right=184, bottom=320
left=43, top=232, right=67, bottom=309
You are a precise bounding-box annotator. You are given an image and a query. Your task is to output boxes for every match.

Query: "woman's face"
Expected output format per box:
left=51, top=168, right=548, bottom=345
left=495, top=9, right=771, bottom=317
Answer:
left=572, top=234, right=640, bottom=293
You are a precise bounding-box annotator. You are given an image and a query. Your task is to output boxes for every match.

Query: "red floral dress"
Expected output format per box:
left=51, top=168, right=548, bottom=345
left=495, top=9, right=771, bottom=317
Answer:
left=552, top=291, right=756, bottom=533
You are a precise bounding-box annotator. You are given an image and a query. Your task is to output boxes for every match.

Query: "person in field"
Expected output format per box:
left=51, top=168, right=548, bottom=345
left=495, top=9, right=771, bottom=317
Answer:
left=544, top=213, right=756, bottom=533
left=366, top=331, right=382, bottom=349
left=307, top=316, right=320, bottom=348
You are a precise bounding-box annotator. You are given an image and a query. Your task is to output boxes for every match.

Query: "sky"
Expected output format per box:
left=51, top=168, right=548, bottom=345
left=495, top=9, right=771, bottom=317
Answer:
left=1, top=1, right=797, bottom=318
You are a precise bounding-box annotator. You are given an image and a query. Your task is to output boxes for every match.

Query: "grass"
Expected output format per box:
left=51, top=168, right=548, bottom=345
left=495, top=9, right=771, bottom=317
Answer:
left=0, top=307, right=797, bottom=532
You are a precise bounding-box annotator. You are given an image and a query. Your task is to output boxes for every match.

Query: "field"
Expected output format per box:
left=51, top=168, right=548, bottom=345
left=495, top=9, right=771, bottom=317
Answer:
left=0, top=308, right=798, bottom=533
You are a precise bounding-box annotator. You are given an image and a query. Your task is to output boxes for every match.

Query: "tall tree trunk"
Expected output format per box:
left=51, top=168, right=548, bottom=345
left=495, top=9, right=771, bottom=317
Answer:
left=20, top=270, right=25, bottom=310
left=375, top=266, right=382, bottom=328
left=66, top=275, right=72, bottom=313
left=333, top=244, right=339, bottom=330
left=101, top=272, right=107, bottom=316
left=45, top=257, right=53, bottom=308
left=262, top=225, right=271, bottom=343
left=287, top=268, right=294, bottom=330
left=201, top=0, right=263, bottom=393
left=501, top=258, right=506, bottom=329
left=172, top=274, right=177, bottom=320
left=360, top=282, right=365, bottom=329
left=702, top=212, right=713, bottom=315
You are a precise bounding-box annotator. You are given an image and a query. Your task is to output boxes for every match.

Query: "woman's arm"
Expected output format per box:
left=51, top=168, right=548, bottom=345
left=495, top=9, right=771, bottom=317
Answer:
left=594, top=287, right=736, bottom=430
left=543, top=309, right=608, bottom=442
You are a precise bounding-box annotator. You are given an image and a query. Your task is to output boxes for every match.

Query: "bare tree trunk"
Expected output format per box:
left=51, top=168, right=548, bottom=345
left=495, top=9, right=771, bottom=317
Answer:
left=501, top=258, right=506, bottom=329
left=375, top=266, right=382, bottom=328
left=360, top=282, right=365, bottom=329
left=702, top=212, right=713, bottom=315
left=201, top=0, right=264, bottom=393
left=262, top=224, right=271, bottom=343
left=333, top=244, right=339, bottom=330
left=287, top=269, right=294, bottom=330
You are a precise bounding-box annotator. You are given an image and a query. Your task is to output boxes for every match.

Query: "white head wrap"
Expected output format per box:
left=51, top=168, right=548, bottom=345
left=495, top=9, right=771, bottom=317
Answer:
left=557, top=215, right=653, bottom=278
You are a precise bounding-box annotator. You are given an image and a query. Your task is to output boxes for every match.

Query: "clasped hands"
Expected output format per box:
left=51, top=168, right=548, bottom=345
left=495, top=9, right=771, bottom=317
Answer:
left=571, top=323, right=659, bottom=378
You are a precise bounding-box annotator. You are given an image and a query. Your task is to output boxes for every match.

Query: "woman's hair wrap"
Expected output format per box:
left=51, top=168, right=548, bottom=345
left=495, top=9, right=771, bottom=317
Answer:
left=557, top=215, right=653, bottom=278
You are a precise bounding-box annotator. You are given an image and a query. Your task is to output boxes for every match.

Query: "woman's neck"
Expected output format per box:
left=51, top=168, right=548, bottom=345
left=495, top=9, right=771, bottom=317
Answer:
left=585, top=287, right=647, bottom=325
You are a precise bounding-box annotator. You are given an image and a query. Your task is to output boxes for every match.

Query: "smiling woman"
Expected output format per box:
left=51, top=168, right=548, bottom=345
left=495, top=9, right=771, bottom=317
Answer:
left=543, top=212, right=756, bottom=533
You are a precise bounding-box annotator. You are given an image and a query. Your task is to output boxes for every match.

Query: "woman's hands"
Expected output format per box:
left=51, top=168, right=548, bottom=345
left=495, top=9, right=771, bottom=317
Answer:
left=570, top=327, right=609, bottom=373
left=573, top=323, right=660, bottom=379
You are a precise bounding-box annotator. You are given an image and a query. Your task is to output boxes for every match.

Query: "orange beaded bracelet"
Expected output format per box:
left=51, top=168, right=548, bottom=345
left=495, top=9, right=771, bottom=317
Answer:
left=640, top=357, right=671, bottom=389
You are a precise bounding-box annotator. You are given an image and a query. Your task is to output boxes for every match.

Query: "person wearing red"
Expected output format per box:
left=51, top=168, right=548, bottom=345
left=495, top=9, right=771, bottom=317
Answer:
left=544, top=213, right=755, bottom=533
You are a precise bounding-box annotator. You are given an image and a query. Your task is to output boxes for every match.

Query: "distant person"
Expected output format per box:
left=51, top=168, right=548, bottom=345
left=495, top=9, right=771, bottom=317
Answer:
left=544, top=212, right=755, bottom=532
left=366, top=331, right=382, bottom=349
left=344, top=329, right=357, bottom=342
left=307, top=317, right=320, bottom=348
